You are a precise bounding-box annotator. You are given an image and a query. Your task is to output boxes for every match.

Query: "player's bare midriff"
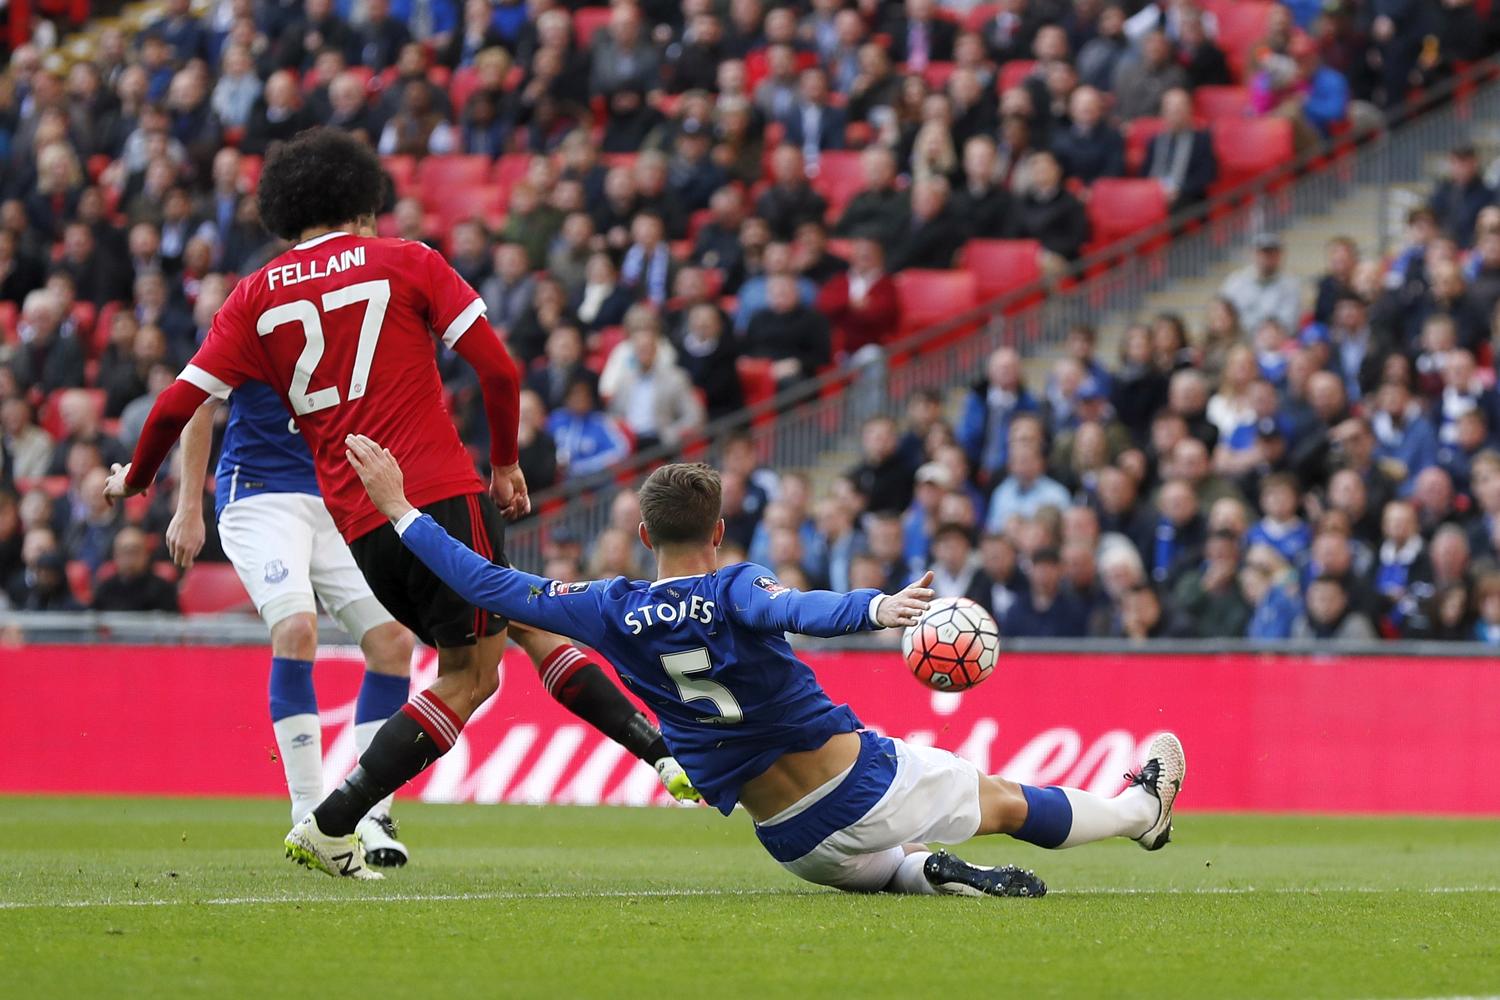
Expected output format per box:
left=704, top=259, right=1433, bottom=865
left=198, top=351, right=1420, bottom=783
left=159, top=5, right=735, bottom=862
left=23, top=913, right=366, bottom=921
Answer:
left=737, top=730, right=863, bottom=822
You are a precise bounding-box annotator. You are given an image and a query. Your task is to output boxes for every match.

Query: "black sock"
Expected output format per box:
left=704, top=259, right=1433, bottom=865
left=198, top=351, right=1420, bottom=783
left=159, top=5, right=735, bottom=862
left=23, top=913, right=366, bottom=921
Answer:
left=555, top=663, right=670, bottom=764
left=313, top=693, right=459, bottom=835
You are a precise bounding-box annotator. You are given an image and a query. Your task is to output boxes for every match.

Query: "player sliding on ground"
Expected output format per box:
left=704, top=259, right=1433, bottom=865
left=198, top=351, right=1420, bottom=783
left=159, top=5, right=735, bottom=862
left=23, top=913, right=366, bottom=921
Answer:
left=338, top=439, right=1187, bottom=897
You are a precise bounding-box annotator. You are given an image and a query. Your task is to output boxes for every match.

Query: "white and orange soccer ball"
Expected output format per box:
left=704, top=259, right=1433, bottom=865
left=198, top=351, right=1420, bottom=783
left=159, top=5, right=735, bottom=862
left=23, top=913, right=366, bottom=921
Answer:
left=901, top=596, right=1001, bottom=691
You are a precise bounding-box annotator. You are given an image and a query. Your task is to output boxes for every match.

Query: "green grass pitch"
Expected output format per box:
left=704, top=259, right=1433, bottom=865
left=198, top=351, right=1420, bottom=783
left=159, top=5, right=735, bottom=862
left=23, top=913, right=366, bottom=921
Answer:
left=2, top=797, right=1497, bottom=999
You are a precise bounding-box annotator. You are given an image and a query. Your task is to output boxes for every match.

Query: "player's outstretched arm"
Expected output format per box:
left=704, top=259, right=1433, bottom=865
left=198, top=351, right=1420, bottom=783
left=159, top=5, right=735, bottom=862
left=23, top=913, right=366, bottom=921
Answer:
left=165, top=401, right=217, bottom=569
left=729, top=567, right=935, bottom=637
left=104, top=379, right=213, bottom=504
left=344, top=435, right=600, bottom=643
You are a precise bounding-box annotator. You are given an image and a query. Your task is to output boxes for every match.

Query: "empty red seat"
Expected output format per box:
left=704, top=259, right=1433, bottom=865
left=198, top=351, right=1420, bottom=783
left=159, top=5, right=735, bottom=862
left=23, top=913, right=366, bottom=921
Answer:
left=736, top=357, right=778, bottom=414
left=239, top=154, right=263, bottom=193
left=1193, top=85, right=1251, bottom=121
left=491, top=152, right=533, bottom=190
left=449, top=66, right=481, bottom=112
left=1124, top=117, right=1165, bottom=174
left=41, top=388, right=106, bottom=438
left=1086, top=178, right=1169, bottom=246
left=381, top=154, right=418, bottom=199
left=573, top=7, right=612, bottom=48
left=1210, top=0, right=1275, bottom=80
left=959, top=239, right=1043, bottom=304
left=179, top=563, right=254, bottom=616
left=66, top=560, right=92, bottom=604
left=1211, top=117, right=1294, bottom=192
left=998, top=59, right=1037, bottom=93
left=964, top=3, right=1003, bottom=32
left=0, top=300, right=17, bottom=342
left=922, top=61, right=956, bottom=90
left=894, top=269, right=979, bottom=335
left=811, top=150, right=866, bottom=220
left=416, top=154, right=492, bottom=197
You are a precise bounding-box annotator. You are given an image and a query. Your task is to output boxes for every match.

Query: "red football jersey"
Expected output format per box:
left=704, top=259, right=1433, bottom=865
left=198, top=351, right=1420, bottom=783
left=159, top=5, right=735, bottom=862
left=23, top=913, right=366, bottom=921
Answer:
left=181, top=232, right=491, bottom=541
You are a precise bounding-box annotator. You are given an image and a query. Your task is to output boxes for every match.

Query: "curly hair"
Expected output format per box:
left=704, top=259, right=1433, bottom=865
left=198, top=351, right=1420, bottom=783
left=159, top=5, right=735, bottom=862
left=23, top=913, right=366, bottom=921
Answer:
left=256, top=128, right=386, bottom=241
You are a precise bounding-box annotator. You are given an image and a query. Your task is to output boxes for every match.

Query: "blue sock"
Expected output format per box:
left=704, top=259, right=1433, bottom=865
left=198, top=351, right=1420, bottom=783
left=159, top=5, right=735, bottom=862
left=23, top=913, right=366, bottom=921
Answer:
left=268, top=657, right=317, bottom=721
left=1010, top=785, right=1074, bottom=849
left=355, top=671, right=410, bottom=727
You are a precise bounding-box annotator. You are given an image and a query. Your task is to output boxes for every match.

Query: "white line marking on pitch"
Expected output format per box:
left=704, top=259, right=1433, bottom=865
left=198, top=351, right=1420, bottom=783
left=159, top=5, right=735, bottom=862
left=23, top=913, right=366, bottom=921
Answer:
left=0, top=885, right=1497, bottom=910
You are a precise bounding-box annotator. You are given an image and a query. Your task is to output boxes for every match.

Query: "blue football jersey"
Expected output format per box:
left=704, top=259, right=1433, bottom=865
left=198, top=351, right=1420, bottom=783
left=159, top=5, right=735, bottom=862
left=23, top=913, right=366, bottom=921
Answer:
left=396, top=513, right=887, bottom=813
left=214, top=380, right=322, bottom=514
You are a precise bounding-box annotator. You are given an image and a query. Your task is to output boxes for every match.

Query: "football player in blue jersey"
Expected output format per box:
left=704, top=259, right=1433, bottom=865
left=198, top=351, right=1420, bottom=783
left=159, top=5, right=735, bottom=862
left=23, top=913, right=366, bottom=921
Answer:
left=167, top=387, right=698, bottom=868
left=327, top=436, right=1187, bottom=895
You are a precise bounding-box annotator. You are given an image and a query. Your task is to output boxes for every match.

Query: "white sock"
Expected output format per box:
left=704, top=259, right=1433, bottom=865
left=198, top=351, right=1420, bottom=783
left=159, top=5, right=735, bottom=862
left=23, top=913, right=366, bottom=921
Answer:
left=1058, top=786, right=1158, bottom=848
left=886, top=851, right=939, bottom=895
left=273, top=714, right=323, bottom=824
left=354, top=720, right=396, bottom=820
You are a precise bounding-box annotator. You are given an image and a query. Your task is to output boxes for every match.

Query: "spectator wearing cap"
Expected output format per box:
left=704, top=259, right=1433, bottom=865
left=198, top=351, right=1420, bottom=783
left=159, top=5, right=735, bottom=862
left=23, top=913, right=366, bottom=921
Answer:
left=20, top=549, right=82, bottom=612
left=888, top=177, right=967, bottom=272
left=901, top=461, right=950, bottom=575
left=666, top=120, right=728, bottom=215
left=1170, top=528, right=1252, bottom=639
left=1220, top=234, right=1303, bottom=335
left=1292, top=576, right=1377, bottom=641
left=985, top=444, right=1071, bottom=534
left=1113, top=30, right=1187, bottom=120
left=1142, top=87, right=1216, bottom=210
left=757, top=146, right=830, bottom=242
left=547, top=377, right=634, bottom=480
left=1001, top=545, right=1088, bottom=639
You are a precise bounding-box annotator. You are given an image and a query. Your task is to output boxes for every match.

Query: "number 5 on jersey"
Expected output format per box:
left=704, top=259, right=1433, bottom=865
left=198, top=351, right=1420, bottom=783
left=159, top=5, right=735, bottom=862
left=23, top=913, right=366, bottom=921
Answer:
left=661, top=648, right=743, bottom=723
left=257, top=279, right=391, bottom=415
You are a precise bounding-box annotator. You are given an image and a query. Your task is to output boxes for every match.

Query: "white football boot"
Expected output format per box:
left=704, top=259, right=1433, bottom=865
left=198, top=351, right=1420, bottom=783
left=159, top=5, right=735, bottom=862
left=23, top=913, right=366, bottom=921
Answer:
left=1128, top=732, right=1187, bottom=851
left=357, top=813, right=409, bottom=868
left=285, top=814, right=385, bottom=880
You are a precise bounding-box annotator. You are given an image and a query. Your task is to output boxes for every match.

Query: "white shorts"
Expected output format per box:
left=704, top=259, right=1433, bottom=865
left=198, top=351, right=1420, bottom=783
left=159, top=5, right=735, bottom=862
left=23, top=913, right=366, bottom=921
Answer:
left=217, top=492, right=393, bottom=641
left=755, top=732, right=984, bottom=893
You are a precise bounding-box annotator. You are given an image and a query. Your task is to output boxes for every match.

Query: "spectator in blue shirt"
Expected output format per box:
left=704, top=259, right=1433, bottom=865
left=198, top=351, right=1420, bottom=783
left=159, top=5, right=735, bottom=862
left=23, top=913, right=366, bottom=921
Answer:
left=1371, top=379, right=1440, bottom=494
left=958, top=347, right=1040, bottom=488
left=1245, top=473, right=1312, bottom=566
left=1242, top=544, right=1304, bottom=640
left=985, top=444, right=1072, bottom=534
left=546, top=377, right=633, bottom=480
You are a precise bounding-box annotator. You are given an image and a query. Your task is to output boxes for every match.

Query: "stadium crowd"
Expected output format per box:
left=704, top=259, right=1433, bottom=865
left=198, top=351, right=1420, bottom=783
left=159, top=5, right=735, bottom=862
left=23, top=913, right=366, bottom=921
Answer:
left=2, top=0, right=1500, bottom=623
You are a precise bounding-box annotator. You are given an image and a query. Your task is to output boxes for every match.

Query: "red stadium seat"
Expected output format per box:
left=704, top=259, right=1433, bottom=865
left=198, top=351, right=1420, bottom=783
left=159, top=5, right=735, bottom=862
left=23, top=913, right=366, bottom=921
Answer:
left=491, top=152, right=533, bottom=191
left=959, top=239, right=1043, bottom=305
left=1211, top=117, right=1295, bottom=193
left=893, top=269, right=978, bottom=336
left=92, top=301, right=126, bottom=357
left=964, top=4, right=1002, bottom=32
left=1209, top=0, right=1275, bottom=81
left=811, top=150, right=865, bottom=220
left=922, top=61, right=956, bottom=90
left=1124, top=117, right=1165, bottom=174
left=735, top=357, right=778, bottom=420
left=382, top=154, right=418, bottom=199
left=1194, top=85, right=1251, bottom=121
left=1086, top=178, right=1169, bottom=247
left=66, top=560, right=92, bottom=605
left=573, top=7, right=612, bottom=48
left=41, top=388, right=106, bottom=438
left=998, top=59, right=1037, bottom=93
left=0, top=301, right=18, bottom=343
left=178, top=563, right=254, bottom=616
left=239, top=154, right=263, bottom=193
left=448, top=66, right=481, bottom=115
left=416, top=154, right=492, bottom=196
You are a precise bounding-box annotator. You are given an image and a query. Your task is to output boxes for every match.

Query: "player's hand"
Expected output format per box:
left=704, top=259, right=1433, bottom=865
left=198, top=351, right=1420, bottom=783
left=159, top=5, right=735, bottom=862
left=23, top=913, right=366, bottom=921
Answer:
left=876, top=571, right=935, bottom=628
left=490, top=463, right=531, bottom=521
left=344, top=434, right=415, bottom=522
left=166, top=507, right=206, bottom=570
left=102, top=463, right=144, bottom=506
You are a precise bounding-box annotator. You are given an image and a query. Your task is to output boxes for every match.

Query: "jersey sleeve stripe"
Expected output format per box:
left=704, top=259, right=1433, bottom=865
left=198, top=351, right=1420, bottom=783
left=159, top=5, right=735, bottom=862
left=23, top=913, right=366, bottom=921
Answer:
left=179, top=364, right=233, bottom=400
left=441, top=298, right=487, bottom=347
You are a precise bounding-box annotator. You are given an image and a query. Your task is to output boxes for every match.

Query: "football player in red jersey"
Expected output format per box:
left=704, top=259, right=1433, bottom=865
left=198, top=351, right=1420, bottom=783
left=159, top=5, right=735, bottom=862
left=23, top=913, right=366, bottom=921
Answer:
left=104, top=129, right=695, bottom=879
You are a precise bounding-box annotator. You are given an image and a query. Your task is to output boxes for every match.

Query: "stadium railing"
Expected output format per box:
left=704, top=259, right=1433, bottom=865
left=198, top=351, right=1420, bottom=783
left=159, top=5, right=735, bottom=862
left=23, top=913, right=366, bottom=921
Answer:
left=499, top=53, right=1500, bottom=572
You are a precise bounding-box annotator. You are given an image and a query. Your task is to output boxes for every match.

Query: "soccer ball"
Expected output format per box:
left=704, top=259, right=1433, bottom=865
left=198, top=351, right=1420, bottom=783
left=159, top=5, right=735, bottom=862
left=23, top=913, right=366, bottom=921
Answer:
left=901, top=597, right=1000, bottom=691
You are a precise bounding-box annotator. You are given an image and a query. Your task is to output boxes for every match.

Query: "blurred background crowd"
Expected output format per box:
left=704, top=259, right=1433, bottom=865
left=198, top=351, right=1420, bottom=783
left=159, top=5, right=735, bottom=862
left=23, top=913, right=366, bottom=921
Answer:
left=3, top=0, right=1500, bottom=636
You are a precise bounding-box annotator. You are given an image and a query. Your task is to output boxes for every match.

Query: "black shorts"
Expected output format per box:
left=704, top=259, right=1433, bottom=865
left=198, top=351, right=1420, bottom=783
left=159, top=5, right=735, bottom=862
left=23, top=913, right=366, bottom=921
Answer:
left=349, top=492, right=509, bottom=648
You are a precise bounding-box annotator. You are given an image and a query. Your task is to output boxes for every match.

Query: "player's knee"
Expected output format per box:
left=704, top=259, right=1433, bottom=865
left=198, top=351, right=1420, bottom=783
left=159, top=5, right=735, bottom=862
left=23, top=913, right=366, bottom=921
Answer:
left=977, top=776, right=1029, bottom=835
left=363, top=623, right=414, bottom=675
left=269, top=613, right=319, bottom=660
